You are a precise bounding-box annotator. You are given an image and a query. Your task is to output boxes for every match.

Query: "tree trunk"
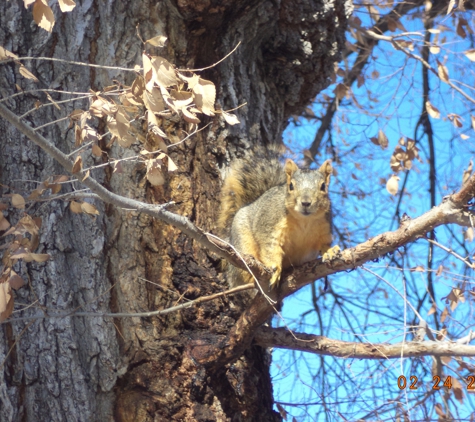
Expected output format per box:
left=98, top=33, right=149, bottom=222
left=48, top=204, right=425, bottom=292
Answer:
left=0, top=1, right=350, bottom=421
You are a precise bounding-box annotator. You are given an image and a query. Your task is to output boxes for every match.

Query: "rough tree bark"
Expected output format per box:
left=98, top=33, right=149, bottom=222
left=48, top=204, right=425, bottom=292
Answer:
left=0, top=1, right=350, bottom=421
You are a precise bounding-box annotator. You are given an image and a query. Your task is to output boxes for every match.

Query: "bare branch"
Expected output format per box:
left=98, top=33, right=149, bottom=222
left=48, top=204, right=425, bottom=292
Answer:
left=1, top=284, right=253, bottom=325
left=363, top=30, right=475, bottom=105
left=191, top=174, right=475, bottom=368
left=254, top=327, right=475, bottom=359
left=2, top=56, right=135, bottom=71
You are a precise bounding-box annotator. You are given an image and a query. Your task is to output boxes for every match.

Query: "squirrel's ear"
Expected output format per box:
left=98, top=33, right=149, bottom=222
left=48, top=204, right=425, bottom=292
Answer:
left=319, top=159, right=333, bottom=185
left=284, top=159, right=299, bottom=178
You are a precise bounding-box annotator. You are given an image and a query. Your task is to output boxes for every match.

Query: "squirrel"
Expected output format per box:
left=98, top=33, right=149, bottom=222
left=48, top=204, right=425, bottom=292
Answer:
left=218, top=150, right=340, bottom=290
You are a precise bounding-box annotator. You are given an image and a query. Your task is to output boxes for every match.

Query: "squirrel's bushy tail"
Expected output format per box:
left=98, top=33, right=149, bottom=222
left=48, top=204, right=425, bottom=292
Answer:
left=218, top=147, right=286, bottom=236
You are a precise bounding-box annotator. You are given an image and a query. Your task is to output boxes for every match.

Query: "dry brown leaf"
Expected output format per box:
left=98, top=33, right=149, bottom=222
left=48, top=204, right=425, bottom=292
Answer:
left=11, top=194, right=25, bottom=209
left=82, top=169, right=90, bottom=181
left=427, top=304, right=436, bottom=315
left=58, top=0, right=76, bottom=12
left=276, top=403, right=288, bottom=420
left=168, top=156, right=178, bottom=172
left=106, top=110, right=129, bottom=142
left=447, top=0, right=456, bottom=14
left=143, top=53, right=154, bottom=91
left=457, top=20, right=467, bottom=38
left=143, top=88, right=166, bottom=114
left=44, top=91, right=60, bottom=110
left=465, top=49, right=475, bottom=61
left=32, top=0, right=55, bottom=32
left=170, top=89, right=193, bottom=111
left=74, top=124, right=82, bottom=146
left=386, top=175, right=399, bottom=195
left=447, top=114, right=463, bottom=128
left=90, top=97, right=117, bottom=117
left=356, top=74, right=365, bottom=88
left=436, top=60, right=449, bottom=83
left=69, top=109, right=84, bottom=122
left=70, top=201, right=83, bottom=214
left=447, top=288, right=465, bottom=312
left=9, top=272, right=25, bottom=290
left=19, top=65, right=39, bottom=82
left=462, top=159, right=472, bottom=185
left=91, top=144, right=102, bottom=157
left=151, top=56, right=178, bottom=88
left=50, top=183, right=61, bottom=194
left=147, top=110, right=168, bottom=138
left=0, top=282, right=13, bottom=323
left=145, top=35, right=167, bottom=47
left=367, top=4, right=379, bottom=21
left=335, top=83, right=348, bottom=100
left=28, top=253, right=50, bottom=263
left=452, top=377, right=464, bottom=404
left=72, top=156, right=83, bottom=173
left=192, top=78, right=216, bottom=116
left=369, top=137, right=380, bottom=146
left=18, top=215, right=40, bottom=236
left=221, top=110, right=240, bottom=125
left=131, top=76, right=145, bottom=98
left=111, top=160, right=123, bottom=174
left=426, top=101, right=440, bottom=119
left=0, top=46, right=18, bottom=61
left=146, top=158, right=165, bottom=186
left=387, top=17, right=397, bottom=32
left=377, top=129, right=388, bottom=149
left=81, top=202, right=100, bottom=216
left=0, top=213, right=10, bottom=231
left=440, top=306, right=448, bottom=323
left=182, top=107, right=200, bottom=124
left=178, top=72, right=200, bottom=89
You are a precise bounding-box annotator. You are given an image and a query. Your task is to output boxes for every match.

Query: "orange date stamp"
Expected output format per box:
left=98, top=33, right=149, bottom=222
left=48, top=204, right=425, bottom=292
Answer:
left=397, top=375, right=475, bottom=390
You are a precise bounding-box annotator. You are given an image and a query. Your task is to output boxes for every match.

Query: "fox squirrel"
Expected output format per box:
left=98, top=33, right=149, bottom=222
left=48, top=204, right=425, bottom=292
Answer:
left=218, top=151, right=340, bottom=289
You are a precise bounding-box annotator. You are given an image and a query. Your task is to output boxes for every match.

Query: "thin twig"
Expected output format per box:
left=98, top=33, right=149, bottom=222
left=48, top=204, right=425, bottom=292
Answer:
left=425, top=238, right=474, bottom=269
left=364, top=29, right=475, bottom=105
left=177, top=41, right=241, bottom=72
left=0, top=89, right=91, bottom=103
left=2, top=284, right=253, bottom=324
left=21, top=94, right=91, bottom=119
left=8, top=56, right=136, bottom=72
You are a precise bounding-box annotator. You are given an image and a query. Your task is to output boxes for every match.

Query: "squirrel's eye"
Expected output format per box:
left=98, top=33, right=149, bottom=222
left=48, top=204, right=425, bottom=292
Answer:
left=289, top=182, right=294, bottom=191
left=320, top=182, right=326, bottom=192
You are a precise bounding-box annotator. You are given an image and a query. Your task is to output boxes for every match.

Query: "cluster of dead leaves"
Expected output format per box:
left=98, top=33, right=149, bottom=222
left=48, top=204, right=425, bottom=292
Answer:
left=68, top=39, right=239, bottom=186
left=0, top=46, right=38, bottom=84
left=384, top=137, right=422, bottom=196
left=24, top=0, right=76, bottom=33
left=0, top=177, right=103, bottom=321
left=0, top=213, right=48, bottom=322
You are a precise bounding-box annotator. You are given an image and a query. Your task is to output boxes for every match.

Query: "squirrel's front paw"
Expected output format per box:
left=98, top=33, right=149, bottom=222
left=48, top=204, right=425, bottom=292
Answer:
left=269, top=266, right=282, bottom=290
left=322, top=245, right=341, bottom=262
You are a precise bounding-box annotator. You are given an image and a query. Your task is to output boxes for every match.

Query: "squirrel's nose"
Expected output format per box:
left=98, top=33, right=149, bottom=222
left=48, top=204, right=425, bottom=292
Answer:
left=301, top=201, right=311, bottom=208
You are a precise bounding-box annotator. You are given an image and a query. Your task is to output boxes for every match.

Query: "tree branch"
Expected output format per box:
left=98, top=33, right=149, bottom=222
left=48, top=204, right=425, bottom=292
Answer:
left=192, top=175, right=475, bottom=368
left=254, top=326, right=475, bottom=359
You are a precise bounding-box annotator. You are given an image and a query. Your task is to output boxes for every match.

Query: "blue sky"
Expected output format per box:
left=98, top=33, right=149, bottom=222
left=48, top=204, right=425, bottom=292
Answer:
left=270, top=5, right=475, bottom=421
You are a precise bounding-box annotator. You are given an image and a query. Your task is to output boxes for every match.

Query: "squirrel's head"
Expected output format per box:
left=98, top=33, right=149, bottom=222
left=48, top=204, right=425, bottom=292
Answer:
left=284, top=159, right=332, bottom=217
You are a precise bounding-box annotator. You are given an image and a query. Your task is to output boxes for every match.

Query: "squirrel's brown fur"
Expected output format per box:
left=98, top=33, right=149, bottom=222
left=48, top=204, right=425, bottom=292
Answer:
left=219, top=151, right=339, bottom=289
